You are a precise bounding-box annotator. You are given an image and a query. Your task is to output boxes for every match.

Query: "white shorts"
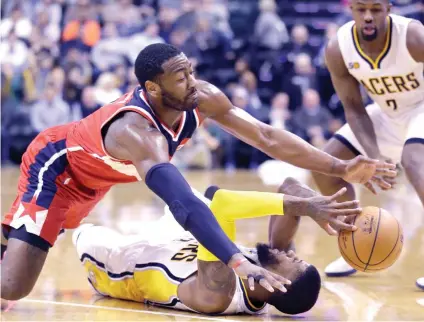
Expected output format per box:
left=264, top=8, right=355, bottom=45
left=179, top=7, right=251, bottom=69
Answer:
left=335, top=103, right=424, bottom=164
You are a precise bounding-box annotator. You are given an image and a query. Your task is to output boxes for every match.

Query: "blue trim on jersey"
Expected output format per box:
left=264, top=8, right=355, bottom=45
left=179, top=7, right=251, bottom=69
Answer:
left=334, top=134, right=362, bottom=157
left=23, top=139, right=69, bottom=209
left=145, top=298, right=181, bottom=308
left=80, top=253, right=185, bottom=283
left=405, top=138, right=424, bottom=146
left=128, top=87, right=199, bottom=158
left=135, top=263, right=185, bottom=283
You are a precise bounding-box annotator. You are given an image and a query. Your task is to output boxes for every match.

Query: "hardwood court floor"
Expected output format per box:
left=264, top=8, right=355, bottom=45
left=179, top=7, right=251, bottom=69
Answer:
left=1, top=167, right=424, bottom=321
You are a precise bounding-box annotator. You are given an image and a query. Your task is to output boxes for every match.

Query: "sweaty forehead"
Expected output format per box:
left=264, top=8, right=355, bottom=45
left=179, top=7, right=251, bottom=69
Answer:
left=161, top=54, right=190, bottom=74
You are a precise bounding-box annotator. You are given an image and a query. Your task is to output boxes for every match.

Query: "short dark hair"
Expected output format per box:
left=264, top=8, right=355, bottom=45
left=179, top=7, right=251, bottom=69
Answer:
left=256, top=243, right=321, bottom=315
left=134, top=43, right=182, bottom=89
left=268, top=265, right=321, bottom=315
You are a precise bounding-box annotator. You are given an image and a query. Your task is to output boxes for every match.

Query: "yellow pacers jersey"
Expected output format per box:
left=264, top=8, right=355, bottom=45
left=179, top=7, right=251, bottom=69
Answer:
left=76, top=222, right=268, bottom=314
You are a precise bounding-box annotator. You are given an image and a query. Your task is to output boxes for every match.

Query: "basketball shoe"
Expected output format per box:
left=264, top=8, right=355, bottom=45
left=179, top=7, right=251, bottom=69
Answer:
left=325, top=257, right=357, bottom=277
left=416, top=277, right=424, bottom=290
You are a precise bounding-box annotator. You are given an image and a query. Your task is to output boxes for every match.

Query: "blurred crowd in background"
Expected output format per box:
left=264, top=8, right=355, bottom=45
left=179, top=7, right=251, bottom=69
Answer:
left=1, top=0, right=423, bottom=170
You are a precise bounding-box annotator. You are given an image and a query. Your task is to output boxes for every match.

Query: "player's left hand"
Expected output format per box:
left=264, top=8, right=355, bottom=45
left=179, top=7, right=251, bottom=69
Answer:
left=342, top=156, right=397, bottom=192
left=364, top=158, right=400, bottom=194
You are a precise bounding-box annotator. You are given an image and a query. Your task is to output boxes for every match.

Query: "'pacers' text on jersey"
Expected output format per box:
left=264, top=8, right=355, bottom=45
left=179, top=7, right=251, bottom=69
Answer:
left=337, top=14, right=424, bottom=115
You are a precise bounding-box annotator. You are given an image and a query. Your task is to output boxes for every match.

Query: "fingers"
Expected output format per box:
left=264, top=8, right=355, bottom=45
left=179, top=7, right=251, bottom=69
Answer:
left=332, top=200, right=360, bottom=209
left=375, top=168, right=397, bottom=177
left=328, top=217, right=357, bottom=232
left=321, top=222, right=338, bottom=235
left=371, top=176, right=392, bottom=190
left=329, top=187, right=347, bottom=201
left=263, top=271, right=290, bottom=293
left=258, top=278, right=275, bottom=293
left=344, top=214, right=357, bottom=225
left=364, top=181, right=377, bottom=195
left=376, top=161, right=396, bottom=170
left=329, top=208, right=363, bottom=216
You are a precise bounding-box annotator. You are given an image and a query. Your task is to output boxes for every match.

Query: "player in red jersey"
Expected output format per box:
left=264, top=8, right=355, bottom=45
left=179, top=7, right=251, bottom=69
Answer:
left=1, top=43, right=396, bottom=302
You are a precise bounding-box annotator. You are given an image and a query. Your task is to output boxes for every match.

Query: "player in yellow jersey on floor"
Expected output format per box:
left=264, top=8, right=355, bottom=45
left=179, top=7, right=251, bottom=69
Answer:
left=73, top=177, right=360, bottom=315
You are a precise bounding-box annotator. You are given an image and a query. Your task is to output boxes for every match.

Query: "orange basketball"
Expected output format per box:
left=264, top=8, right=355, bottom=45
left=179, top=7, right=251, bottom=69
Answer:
left=338, top=206, right=403, bottom=272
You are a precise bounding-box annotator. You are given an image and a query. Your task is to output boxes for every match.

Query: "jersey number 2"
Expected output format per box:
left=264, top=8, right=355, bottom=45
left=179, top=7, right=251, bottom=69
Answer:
left=386, top=99, right=398, bottom=111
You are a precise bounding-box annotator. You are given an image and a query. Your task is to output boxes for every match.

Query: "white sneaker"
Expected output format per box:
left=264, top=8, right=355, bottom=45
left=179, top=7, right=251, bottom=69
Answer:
left=325, top=257, right=357, bottom=277
left=72, top=224, right=94, bottom=246
left=416, top=277, right=424, bottom=290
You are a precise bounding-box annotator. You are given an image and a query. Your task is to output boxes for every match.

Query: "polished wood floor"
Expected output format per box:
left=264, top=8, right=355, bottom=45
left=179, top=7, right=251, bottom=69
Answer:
left=1, top=166, right=424, bottom=321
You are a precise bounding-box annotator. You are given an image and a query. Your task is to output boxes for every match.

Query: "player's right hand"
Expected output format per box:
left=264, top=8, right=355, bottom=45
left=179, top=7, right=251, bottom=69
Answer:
left=232, top=257, right=291, bottom=293
left=302, top=187, right=360, bottom=235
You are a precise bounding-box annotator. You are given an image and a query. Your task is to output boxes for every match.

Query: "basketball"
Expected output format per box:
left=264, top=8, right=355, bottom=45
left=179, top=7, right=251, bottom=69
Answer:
left=338, top=206, right=403, bottom=273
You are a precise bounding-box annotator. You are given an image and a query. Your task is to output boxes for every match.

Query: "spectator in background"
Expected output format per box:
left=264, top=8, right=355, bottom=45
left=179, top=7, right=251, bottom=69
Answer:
left=33, top=47, right=56, bottom=94
left=239, top=71, right=266, bottom=118
left=0, top=6, right=33, bottom=41
left=269, top=92, right=292, bottom=131
left=0, top=30, right=29, bottom=69
left=112, top=63, right=129, bottom=93
left=32, top=11, right=60, bottom=49
left=102, top=0, right=155, bottom=37
left=93, top=72, right=122, bottom=106
left=34, top=0, right=62, bottom=27
left=31, top=83, right=71, bottom=133
left=91, top=23, right=128, bottom=72
left=185, top=14, right=233, bottom=74
left=62, top=0, right=101, bottom=52
left=286, top=24, right=315, bottom=63
left=282, top=53, right=316, bottom=111
left=101, top=0, right=141, bottom=25
left=200, top=0, right=233, bottom=38
left=221, top=86, right=263, bottom=171
left=315, top=22, right=340, bottom=106
left=126, top=67, right=140, bottom=93
left=158, top=5, right=181, bottom=42
left=79, top=86, right=101, bottom=118
left=128, top=18, right=165, bottom=64
left=254, top=0, right=289, bottom=51
left=291, top=89, right=333, bottom=148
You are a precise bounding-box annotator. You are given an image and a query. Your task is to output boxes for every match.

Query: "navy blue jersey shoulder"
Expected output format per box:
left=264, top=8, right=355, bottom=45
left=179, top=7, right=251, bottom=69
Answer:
left=126, top=87, right=201, bottom=158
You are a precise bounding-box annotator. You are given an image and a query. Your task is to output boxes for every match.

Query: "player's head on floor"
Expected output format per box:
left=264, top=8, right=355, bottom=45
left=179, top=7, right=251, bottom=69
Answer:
left=256, top=243, right=321, bottom=315
left=350, top=0, right=391, bottom=41
left=134, top=43, right=199, bottom=112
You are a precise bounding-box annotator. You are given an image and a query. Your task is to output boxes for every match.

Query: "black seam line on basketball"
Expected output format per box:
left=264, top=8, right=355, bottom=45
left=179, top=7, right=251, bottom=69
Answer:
left=366, top=218, right=400, bottom=266
left=351, top=215, right=368, bottom=265
left=338, top=241, right=364, bottom=271
left=364, top=208, right=382, bottom=271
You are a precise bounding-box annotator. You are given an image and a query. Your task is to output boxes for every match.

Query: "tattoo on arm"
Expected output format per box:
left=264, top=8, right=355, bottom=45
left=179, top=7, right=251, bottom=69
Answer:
left=197, top=260, right=236, bottom=295
left=278, top=178, right=319, bottom=198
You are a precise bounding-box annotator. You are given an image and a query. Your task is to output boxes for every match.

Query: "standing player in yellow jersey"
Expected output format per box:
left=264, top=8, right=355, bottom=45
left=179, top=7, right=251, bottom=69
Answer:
left=305, top=0, right=424, bottom=287
left=73, top=177, right=359, bottom=315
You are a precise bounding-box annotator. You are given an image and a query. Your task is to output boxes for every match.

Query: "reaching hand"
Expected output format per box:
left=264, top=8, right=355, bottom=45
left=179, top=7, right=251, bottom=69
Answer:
left=342, top=156, right=397, bottom=193
left=302, top=187, right=361, bottom=235
left=231, top=256, right=291, bottom=293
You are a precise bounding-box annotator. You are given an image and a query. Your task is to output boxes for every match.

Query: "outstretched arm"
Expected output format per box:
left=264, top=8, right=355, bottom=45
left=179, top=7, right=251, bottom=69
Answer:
left=197, top=81, right=395, bottom=186
left=104, top=111, right=240, bottom=266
